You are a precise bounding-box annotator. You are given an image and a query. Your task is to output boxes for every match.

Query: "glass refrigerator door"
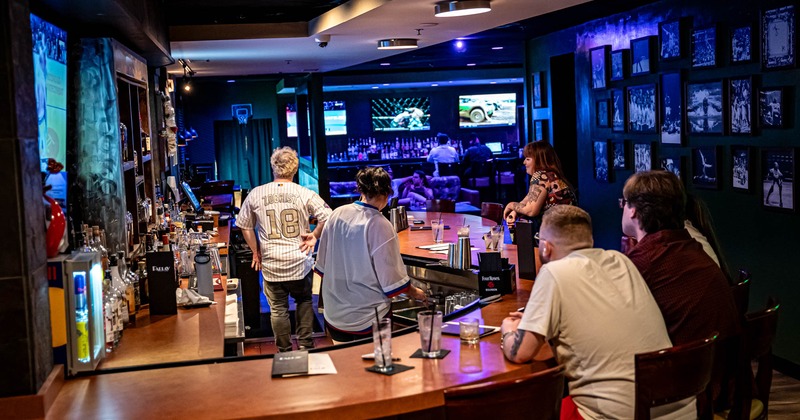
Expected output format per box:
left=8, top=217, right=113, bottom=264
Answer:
left=65, top=252, right=105, bottom=374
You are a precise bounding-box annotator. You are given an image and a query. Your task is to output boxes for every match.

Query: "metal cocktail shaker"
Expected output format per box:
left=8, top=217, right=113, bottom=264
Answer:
left=454, top=237, right=472, bottom=270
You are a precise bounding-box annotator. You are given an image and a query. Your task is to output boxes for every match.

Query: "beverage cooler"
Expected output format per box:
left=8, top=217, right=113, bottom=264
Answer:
left=48, top=251, right=106, bottom=375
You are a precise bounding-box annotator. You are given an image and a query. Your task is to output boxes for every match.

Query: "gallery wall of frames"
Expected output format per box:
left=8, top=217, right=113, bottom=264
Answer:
left=527, top=0, right=800, bottom=367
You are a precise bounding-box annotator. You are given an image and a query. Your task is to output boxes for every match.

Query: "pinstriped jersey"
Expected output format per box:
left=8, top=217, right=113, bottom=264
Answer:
left=236, top=182, right=331, bottom=282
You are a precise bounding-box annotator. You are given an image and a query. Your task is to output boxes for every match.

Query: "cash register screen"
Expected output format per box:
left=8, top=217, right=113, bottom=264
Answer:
left=180, top=181, right=203, bottom=214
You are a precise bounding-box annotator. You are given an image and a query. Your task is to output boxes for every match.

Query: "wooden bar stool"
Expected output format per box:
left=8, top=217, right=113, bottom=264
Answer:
left=480, top=202, right=504, bottom=225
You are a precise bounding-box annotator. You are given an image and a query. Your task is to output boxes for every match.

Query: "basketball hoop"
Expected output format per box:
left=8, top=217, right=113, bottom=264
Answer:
left=231, top=104, right=253, bottom=126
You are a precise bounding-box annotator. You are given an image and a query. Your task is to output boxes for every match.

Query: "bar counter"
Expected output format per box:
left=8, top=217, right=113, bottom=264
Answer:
left=46, top=213, right=551, bottom=419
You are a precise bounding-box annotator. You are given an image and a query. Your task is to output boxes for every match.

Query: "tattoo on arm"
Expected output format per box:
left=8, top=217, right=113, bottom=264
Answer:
left=509, top=330, right=526, bottom=359
left=514, top=186, right=543, bottom=214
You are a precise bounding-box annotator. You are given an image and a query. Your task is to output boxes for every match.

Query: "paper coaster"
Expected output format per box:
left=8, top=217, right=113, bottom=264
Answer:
left=409, top=349, right=451, bottom=359
left=365, top=363, right=414, bottom=376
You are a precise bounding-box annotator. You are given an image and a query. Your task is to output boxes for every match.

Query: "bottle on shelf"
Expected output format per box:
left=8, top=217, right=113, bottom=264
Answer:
left=73, top=273, right=90, bottom=363
left=103, top=268, right=117, bottom=353
left=117, top=252, right=136, bottom=324
left=108, top=255, right=126, bottom=346
left=136, top=260, right=149, bottom=306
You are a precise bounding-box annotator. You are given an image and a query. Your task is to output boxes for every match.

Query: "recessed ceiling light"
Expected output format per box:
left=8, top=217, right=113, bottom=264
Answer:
left=490, top=81, right=497, bottom=84
left=377, top=39, right=418, bottom=50
left=380, top=62, right=391, bottom=66
left=227, top=80, right=235, bottom=83
left=372, top=86, right=379, bottom=89
left=382, top=83, right=390, bottom=86
left=434, top=1, right=492, bottom=18
left=431, top=83, right=439, bottom=86
left=492, top=46, right=504, bottom=50
left=466, top=63, right=476, bottom=66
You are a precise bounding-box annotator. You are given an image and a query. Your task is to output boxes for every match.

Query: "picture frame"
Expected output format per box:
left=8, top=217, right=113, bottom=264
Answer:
left=634, top=142, right=656, bottom=173
left=630, top=36, right=656, bottom=76
left=730, top=24, right=754, bottom=64
left=610, top=89, right=626, bottom=132
left=758, top=87, right=786, bottom=128
left=659, top=154, right=685, bottom=182
left=659, top=19, right=683, bottom=60
left=691, top=26, right=718, bottom=68
left=534, top=119, right=549, bottom=141
left=627, top=84, right=658, bottom=134
left=660, top=72, right=683, bottom=145
left=761, top=147, right=794, bottom=211
left=532, top=71, right=547, bottom=108
left=762, top=5, right=796, bottom=70
left=590, top=46, right=610, bottom=90
left=610, top=49, right=629, bottom=81
left=596, top=99, right=610, bottom=127
left=613, top=140, right=629, bottom=170
left=686, top=80, right=725, bottom=135
left=728, top=77, right=754, bottom=135
left=691, top=146, right=720, bottom=189
left=593, top=140, right=611, bottom=182
left=730, top=145, right=752, bottom=192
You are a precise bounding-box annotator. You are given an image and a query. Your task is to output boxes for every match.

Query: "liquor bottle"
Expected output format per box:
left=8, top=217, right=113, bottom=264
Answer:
left=109, top=255, right=130, bottom=328
left=118, top=252, right=136, bottom=323
left=74, top=273, right=90, bottom=363
left=92, top=226, right=109, bottom=271
left=136, top=260, right=149, bottom=305
left=129, top=264, right=141, bottom=311
left=103, top=268, right=116, bottom=353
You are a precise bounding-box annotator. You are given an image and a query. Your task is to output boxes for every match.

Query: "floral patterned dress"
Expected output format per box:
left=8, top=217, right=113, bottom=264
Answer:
left=529, top=170, right=577, bottom=225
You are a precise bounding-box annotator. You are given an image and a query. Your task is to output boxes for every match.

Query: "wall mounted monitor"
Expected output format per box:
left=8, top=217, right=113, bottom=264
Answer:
left=287, top=101, right=347, bottom=137
left=180, top=181, right=203, bottom=215
left=458, top=93, right=517, bottom=128
left=371, top=97, right=431, bottom=131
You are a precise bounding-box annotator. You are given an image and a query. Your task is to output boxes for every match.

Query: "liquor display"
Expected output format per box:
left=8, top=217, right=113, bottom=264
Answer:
left=328, top=136, right=465, bottom=162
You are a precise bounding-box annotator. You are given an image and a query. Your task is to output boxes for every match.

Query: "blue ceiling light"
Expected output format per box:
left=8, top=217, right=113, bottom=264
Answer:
left=454, top=40, right=466, bottom=52
left=434, top=1, right=491, bottom=18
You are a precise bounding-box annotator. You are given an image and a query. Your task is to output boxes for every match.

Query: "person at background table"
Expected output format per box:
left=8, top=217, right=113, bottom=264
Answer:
left=398, top=169, right=434, bottom=208
left=315, top=167, right=427, bottom=343
left=461, top=132, right=493, bottom=179
left=503, top=141, right=576, bottom=229
left=237, top=146, right=332, bottom=352
left=500, top=205, right=694, bottom=420
left=427, top=133, right=459, bottom=176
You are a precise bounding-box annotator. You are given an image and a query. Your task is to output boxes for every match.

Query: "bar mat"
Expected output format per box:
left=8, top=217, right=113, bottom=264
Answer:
left=365, top=363, right=414, bottom=376
left=409, top=349, right=451, bottom=359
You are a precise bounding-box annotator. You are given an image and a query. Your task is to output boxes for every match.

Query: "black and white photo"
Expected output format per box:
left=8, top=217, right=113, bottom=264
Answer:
left=762, top=5, right=796, bottom=70
left=630, top=36, right=654, bottom=76
left=613, top=141, right=628, bottom=169
left=610, top=49, right=628, bottom=81
left=634, top=143, right=654, bottom=173
left=596, top=99, right=610, bottom=127
left=692, top=26, right=717, bottom=68
left=686, top=80, right=724, bottom=135
left=660, top=155, right=683, bottom=181
left=730, top=25, right=753, bottom=63
left=611, top=89, right=625, bottom=132
left=731, top=146, right=751, bottom=192
left=762, top=148, right=794, bottom=211
left=590, top=46, right=610, bottom=90
left=729, top=77, right=753, bottom=134
left=534, top=119, right=548, bottom=141
left=660, top=72, right=682, bottom=144
left=659, top=19, right=682, bottom=60
left=593, top=140, right=610, bottom=182
left=692, top=146, right=719, bottom=189
left=758, top=87, right=785, bottom=128
left=532, top=72, right=546, bottom=108
left=627, top=84, right=657, bottom=134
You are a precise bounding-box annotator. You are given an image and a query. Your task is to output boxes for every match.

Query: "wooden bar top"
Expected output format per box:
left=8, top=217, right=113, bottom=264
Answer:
left=47, top=213, right=550, bottom=419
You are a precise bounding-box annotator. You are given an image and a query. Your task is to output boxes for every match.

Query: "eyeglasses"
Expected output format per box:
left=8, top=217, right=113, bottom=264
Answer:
left=618, top=197, right=628, bottom=208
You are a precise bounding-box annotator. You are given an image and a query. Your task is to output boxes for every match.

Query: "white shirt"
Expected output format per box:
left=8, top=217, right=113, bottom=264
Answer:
left=236, top=182, right=331, bottom=282
left=519, top=248, right=695, bottom=420
left=684, top=220, right=720, bottom=267
left=315, top=202, right=410, bottom=331
left=426, top=145, right=459, bottom=163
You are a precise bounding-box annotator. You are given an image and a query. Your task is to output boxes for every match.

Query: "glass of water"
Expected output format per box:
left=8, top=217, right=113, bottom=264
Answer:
left=431, top=219, right=444, bottom=243
left=372, top=318, right=393, bottom=372
left=418, top=310, right=443, bottom=358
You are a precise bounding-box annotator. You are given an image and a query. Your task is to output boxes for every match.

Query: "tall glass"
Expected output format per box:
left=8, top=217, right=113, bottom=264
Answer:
left=489, top=225, right=503, bottom=251
left=431, top=219, right=444, bottom=243
left=418, top=310, right=443, bottom=358
left=372, top=318, right=393, bottom=372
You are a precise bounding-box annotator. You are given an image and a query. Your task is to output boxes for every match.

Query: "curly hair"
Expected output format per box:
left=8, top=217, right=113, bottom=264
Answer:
left=356, top=166, right=393, bottom=199
left=270, top=146, right=299, bottom=179
left=623, top=171, right=685, bottom=233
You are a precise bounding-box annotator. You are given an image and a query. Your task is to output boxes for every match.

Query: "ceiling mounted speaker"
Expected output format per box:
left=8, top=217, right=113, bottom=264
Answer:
left=434, top=0, right=491, bottom=17
left=377, top=38, right=418, bottom=50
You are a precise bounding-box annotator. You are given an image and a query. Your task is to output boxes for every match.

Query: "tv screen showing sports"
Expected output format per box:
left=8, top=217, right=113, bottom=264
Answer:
left=32, top=14, right=68, bottom=212
left=371, top=97, right=431, bottom=131
left=286, top=101, right=347, bottom=137
left=458, top=93, right=516, bottom=128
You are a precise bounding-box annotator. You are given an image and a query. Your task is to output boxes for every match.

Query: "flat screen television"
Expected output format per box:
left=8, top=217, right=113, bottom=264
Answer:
left=458, top=93, right=516, bottom=128
left=371, top=97, right=431, bottom=131
left=286, top=100, right=347, bottom=137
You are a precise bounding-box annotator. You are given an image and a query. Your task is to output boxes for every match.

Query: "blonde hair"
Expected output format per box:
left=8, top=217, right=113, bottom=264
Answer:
left=270, top=146, right=299, bottom=179
left=540, top=205, right=593, bottom=247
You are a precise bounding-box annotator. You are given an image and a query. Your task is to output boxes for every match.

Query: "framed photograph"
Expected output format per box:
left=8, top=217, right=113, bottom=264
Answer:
left=630, top=36, right=655, bottom=76
left=596, top=99, right=610, bottom=127
left=532, top=72, right=547, bottom=108
left=729, top=77, right=754, bottom=135
left=686, top=80, right=724, bottom=135
left=761, top=148, right=794, bottom=211
left=659, top=19, right=683, bottom=60
left=660, top=72, right=682, bottom=145
left=758, top=87, right=786, bottom=128
left=634, top=142, right=656, bottom=173
left=590, top=46, right=610, bottom=90
left=534, top=119, right=549, bottom=141
left=660, top=154, right=684, bottom=182
left=691, top=146, right=720, bottom=189
left=593, top=140, right=611, bottom=182
left=692, top=26, right=718, bottom=68
left=762, top=5, right=796, bottom=70
left=730, top=24, right=754, bottom=63
left=610, top=89, right=626, bottom=132
left=627, top=84, right=657, bottom=134
left=613, top=141, right=628, bottom=169
left=610, top=49, right=629, bottom=81
left=731, top=146, right=752, bottom=192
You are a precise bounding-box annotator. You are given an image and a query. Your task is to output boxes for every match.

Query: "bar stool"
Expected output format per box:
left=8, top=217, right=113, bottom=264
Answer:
left=480, top=202, right=504, bottom=225
left=426, top=199, right=455, bottom=213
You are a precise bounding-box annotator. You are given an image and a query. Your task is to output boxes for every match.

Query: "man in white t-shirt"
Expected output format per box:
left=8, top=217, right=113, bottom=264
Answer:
left=237, top=147, right=332, bottom=352
left=500, top=205, right=694, bottom=419
left=427, top=133, right=459, bottom=176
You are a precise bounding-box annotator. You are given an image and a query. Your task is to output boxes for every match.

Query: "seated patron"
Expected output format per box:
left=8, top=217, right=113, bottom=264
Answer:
left=398, top=170, right=434, bottom=207
left=461, top=132, right=493, bottom=178
left=427, top=133, right=459, bottom=171
left=501, top=205, right=694, bottom=419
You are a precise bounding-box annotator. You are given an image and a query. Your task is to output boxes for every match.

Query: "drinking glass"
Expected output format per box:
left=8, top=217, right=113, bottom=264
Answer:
left=459, top=318, right=480, bottom=344
left=372, top=318, right=393, bottom=372
left=489, top=225, right=503, bottom=250
left=431, top=219, right=444, bottom=243
left=417, top=310, right=443, bottom=358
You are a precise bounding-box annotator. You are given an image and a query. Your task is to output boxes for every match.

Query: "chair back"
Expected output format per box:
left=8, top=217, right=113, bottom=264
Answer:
left=466, top=160, right=495, bottom=188
left=444, top=365, right=565, bottom=420
left=745, top=299, right=780, bottom=415
left=730, top=277, right=750, bottom=321
left=480, top=202, right=504, bottom=225
left=634, top=333, right=718, bottom=420
left=426, top=199, right=455, bottom=213
left=438, top=162, right=462, bottom=177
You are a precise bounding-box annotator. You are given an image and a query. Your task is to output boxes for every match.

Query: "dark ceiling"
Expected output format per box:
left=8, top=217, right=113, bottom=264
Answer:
left=164, top=0, right=346, bottom=26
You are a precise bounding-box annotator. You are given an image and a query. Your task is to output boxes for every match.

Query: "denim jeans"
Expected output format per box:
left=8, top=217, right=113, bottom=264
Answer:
left=264, top=271, right=315, bottom=352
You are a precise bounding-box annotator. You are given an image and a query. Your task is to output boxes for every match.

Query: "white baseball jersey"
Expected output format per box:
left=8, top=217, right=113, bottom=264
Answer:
left=236, top=182, right=331, bottom=282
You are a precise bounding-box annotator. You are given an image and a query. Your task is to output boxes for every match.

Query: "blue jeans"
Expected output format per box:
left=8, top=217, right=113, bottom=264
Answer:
left=263, top=271, right=314, bottom=352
